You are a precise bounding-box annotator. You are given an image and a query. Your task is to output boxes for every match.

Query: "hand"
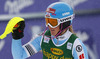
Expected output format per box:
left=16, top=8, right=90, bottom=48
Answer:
left=12, top=21, right=25, bottom=40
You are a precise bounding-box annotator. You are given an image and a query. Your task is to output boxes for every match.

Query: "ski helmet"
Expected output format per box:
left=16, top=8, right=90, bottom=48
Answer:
left=45, top=2, right=74, bottom=29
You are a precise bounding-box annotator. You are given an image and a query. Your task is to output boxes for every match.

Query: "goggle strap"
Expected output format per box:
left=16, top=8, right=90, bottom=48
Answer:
left=60, top=23, right=63, bottom=30
left=59, top=15, right=73, bottom=23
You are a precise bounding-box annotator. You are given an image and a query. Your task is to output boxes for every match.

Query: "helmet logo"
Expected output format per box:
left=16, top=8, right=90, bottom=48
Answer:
left=45, top=12, right=50, bottom=17
left=46, top=8, right=56, bottom=16
left=62, top=12, right=70, bottom=16
left=60, top=17, right=71, bottom=22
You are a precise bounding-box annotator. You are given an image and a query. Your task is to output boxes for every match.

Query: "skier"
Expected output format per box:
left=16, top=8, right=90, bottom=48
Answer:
left=12, top=2, right=88, bottom=59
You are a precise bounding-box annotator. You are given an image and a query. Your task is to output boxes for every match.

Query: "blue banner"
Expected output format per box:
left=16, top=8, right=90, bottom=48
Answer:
left=0, top=0, right=100, bottom=15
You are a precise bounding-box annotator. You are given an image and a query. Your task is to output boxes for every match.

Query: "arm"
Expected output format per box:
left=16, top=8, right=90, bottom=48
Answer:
left=12, top=39, right=27, bottom=59
left=22, top=35, right=42, bottom=57
left=11, top=21, right=42, bottom=59
left=12, top=35, right=42, bottom=59
left=72, top=38, right=88, bottom=59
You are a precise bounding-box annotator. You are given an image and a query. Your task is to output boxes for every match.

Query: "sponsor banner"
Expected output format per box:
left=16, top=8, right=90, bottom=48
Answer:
left=0, top=0, right=58, bottom=15
left=0, top=0, right=100, bottom=15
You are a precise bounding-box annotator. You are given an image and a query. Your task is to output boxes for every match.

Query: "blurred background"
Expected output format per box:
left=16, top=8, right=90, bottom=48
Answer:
left=0, top=0, right=100, bottom=59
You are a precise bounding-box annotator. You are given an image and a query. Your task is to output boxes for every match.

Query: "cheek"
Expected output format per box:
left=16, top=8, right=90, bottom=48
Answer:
left=55, top=25, right=60, bottom=30
left=56, top=27, right=60, bottom=31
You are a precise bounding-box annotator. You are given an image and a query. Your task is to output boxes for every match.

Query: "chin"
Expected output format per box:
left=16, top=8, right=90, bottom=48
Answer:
left=51, top=32, right=56, bottom=36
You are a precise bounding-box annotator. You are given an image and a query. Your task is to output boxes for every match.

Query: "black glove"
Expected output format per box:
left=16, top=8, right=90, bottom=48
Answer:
left=12, top=21, right=25, bottom=40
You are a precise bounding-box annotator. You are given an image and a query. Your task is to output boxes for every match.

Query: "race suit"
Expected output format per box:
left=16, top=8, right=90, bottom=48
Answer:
left=12, top=30, right=88, bottom=59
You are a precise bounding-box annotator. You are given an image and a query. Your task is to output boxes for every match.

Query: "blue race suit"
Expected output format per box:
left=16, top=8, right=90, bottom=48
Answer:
left=12, top=30, right=88, bottom=59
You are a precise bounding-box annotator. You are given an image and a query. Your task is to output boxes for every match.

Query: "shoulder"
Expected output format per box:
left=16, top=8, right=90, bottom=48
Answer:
left=68, top=33, right=78, bottom=43
left=72, top=38, right=88, bottom=59
left=73, top=38, right=84, bottom=47
left=73, top=38, right=84, bottom=49
left=72, top=38, right=86, bottom=54
left=71, top=34, right=78, bottom=40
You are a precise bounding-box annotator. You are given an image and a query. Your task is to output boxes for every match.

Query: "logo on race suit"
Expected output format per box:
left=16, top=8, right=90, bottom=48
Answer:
left=76, top=45, right=82, bottom=52
left=67, top=42, right=72, bottom=50
left=46, top=8, right=56, bottom=17
left=43, top=36, right=50, bottom=43
left=51, top=48, right=63, bottom=55
left=79, top=53, right=84, bottom=59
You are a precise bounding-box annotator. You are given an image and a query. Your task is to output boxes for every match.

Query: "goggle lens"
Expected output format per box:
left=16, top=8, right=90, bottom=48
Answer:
left=45, top=18, right=58, bottom=27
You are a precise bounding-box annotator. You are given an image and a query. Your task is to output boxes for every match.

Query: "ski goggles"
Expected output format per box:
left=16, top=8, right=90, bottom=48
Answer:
left=45, top=14, right=74, bottom=28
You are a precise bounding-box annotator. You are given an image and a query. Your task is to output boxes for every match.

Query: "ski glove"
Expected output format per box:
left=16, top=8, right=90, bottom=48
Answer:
left=12, top=21, right=25, bottom=40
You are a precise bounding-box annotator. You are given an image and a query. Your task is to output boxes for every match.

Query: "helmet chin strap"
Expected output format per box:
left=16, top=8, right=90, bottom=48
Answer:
left=54, top=24, right=71, bottom=39
left=55, top=23, right=63, bottom=37
left=53, top=23, right=71, bottom=45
